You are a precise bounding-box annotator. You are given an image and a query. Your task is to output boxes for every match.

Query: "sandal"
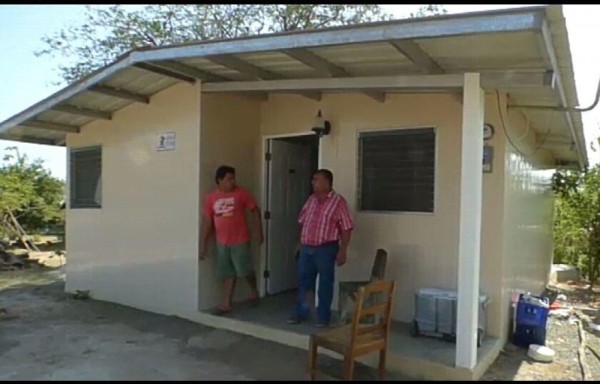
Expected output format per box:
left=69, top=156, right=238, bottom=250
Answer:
left=212, top=305, right=232, bottom=316
left=247, top=295, right=259, bottom=307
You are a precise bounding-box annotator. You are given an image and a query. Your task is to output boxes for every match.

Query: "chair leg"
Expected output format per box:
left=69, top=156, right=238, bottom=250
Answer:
left=343, top=355, right=355, bottom=381
left=378, top=349, right=387, bottom=381
left=308, top=338, right=317, bottom=381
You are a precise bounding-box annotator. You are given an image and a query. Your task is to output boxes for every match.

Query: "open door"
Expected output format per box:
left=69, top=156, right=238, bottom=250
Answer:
left=265, top=136, right=317, bottom=295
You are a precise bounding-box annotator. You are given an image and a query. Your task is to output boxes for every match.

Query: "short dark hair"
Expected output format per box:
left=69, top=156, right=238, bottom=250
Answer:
left=215, top=165, right=235, bottom=184
left=313, top=169, right=333, bottom=187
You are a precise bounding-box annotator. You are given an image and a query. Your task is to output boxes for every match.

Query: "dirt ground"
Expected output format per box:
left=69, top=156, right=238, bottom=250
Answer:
left=0, top=266, right=410, bottom=381
left=482, top=281, right=600, bottom=381
left=3, top=246, right=600, bottom=381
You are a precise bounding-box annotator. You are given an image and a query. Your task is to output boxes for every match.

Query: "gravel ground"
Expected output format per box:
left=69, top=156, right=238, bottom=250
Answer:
left=482, top=281, right=600, bottom=381
left=0, top=266, right=410, bottom=381
left=3, top=248, right=599, bottom=381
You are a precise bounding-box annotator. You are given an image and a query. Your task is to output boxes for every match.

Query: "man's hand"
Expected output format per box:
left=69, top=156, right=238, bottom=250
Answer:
left=200, top=244, right=209, bottom=260
left=336, top=249, right=347, bottom=267
left=256, top=230, right=264, bottom=246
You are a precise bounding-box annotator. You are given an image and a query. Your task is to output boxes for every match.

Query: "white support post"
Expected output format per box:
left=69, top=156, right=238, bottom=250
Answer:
left=456, top=73, right=484, bottom=369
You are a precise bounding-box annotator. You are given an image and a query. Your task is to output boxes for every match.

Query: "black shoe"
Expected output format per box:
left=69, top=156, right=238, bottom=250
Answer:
left=315, top=320, right=330, bottom=328
left=287, top=315, right=304, bottom=324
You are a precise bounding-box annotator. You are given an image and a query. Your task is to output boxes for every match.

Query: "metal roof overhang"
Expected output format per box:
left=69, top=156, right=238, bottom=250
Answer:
left=0, top=5, right=587, bottom=169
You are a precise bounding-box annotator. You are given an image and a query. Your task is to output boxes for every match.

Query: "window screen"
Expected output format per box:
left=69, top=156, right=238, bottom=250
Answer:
left=358, top=128, right=435, bottom=213
left=70, top=146, right=102, bottom=209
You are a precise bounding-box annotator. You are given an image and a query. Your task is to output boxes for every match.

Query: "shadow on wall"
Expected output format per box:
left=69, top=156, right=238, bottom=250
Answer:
left=387, top=243, right=421, bottom=321
left=337, top=242, right=421, bottom=322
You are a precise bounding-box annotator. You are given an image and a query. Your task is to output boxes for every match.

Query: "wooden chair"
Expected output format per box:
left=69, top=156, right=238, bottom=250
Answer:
left=338, top=249, right=388, bottom=325
left=308, top=280, right=396, bottom=381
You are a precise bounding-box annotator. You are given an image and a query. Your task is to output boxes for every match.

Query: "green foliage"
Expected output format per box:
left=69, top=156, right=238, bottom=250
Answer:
left=552, top=165, right=600, bottom=284
left=0, top=147, right=64, bottom=236
left=35, top=4, right=447, bottom=85
left=410, top=5, right=448, bottom=18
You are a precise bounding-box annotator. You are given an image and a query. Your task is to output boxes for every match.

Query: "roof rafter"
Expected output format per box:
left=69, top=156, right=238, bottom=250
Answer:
left=52, top=105, right=112, bottom=120
left=20, top=120, right=80, bottom=134
left=89, top=85, right=150, bottom=104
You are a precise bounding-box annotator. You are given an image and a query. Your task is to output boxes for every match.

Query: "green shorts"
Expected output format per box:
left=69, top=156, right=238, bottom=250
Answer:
left=216, top=242, right=254, bottom=279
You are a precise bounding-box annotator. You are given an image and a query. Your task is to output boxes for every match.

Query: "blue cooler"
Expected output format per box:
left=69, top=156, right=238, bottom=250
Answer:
left=513, top=293, right=549, bottom=347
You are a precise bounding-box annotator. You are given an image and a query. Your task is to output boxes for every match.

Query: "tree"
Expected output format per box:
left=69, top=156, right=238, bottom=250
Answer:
left=410, top=5, right=448, bottom=18
left=36, top=4, right=447, bottom=85
left=552, top=165, right=600, bottom=286
left=0, top=147, right=64, bottom=249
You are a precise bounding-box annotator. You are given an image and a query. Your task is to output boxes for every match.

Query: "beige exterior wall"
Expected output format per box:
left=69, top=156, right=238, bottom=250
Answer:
left=199, top=94, right=262, bottom=308
left=497, top=93, right=556, bottom=342
left=65, top=82, right=201, bottom=316
left=259, top=93, right=508, bottom=337
left=63, top=83, right=557, bottom=343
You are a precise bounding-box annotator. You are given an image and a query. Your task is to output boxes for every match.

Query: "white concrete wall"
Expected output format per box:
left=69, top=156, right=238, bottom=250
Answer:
left=497, top=93, right=556, bottom=342
left=479, top=94, right=508, bottom=339
left=65, top=82, right=201, bottom=316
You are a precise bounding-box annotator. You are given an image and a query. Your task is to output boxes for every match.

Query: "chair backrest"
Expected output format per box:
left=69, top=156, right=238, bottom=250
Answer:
left=369, top=249, right=388, bottom=281
left=349, top=280, right=396, bottom=346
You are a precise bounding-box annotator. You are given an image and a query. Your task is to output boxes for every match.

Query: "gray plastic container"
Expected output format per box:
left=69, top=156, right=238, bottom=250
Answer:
left=412, top=288, right=489, bottom=346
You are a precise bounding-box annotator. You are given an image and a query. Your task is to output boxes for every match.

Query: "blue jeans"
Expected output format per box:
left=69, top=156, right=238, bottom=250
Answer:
left=293, top=242, right=339, bottom=323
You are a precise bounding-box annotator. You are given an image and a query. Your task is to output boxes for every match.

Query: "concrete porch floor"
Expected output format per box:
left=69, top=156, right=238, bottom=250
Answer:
left=188, top=290, right=503, bottom=381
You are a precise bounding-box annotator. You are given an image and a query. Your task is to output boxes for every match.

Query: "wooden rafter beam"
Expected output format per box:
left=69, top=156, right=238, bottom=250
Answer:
left=52, top=105, right=112, bottom=120
left=88, top=85, right=150, bottom=104
left=149, top=60, right=230, bottom=82
left=133, top=62, right=197, bottom=84
left=20, top=120, right=80, bottom=134
left=282, top=48, right=349, bottom=78
left=390, top=39, right=444, bottom=74
left=206, top=55, right=283, bottom=80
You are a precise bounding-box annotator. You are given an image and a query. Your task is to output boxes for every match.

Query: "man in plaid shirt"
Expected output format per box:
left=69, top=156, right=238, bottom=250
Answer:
left=288, top=169, right=354, bottom=327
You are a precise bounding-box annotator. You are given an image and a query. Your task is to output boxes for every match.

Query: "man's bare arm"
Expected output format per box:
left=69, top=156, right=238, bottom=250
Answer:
left=200, top=214, right=214, bottom=259
left=250, top=207, right=264, bottom=245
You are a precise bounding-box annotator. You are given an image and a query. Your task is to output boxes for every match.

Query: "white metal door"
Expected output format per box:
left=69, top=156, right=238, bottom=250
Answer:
left=267, top=139, right=313, bottom=294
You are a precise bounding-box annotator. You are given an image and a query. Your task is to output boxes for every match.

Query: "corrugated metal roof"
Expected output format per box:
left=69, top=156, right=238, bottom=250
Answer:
left=416, top=31, right=544, bottom=71
left=68, top=93, right=132, bottom=113
left=0, top=5, right=587, bottom=168
left=101, top=67, right=178, bottom=94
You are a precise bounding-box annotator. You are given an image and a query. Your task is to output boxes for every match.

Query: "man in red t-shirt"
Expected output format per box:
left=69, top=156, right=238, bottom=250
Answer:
left=201, top=165, right=263, bottom=315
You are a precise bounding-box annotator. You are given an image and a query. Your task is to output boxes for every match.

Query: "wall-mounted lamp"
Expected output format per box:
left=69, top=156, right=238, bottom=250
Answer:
left=311, top=110, right=331, bottom=138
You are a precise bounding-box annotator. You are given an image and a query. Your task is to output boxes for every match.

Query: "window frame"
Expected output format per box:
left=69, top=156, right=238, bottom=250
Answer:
left=356, top=126, right=438, bottom=215
left=69, top=145, right=102, bottom=209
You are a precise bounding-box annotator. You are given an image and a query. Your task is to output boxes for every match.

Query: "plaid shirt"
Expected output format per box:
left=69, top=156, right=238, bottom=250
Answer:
left=298, top=190, right=354, bottom=247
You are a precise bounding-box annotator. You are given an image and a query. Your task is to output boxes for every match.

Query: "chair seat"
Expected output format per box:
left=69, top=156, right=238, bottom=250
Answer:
left=339, top=280, right=371, bottom=293
left=312, top=324, right=386, bottom=355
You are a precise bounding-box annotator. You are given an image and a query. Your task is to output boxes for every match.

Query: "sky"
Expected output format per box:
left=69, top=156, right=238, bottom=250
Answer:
left=0, top=4, right=599, bottom=181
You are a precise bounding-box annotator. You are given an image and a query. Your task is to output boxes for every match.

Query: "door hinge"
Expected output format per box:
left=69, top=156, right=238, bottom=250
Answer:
left=264, top=211, right=271, bottom=220
left=263, top=270, right=270, bottom=279
left=265, top=152, right=272, bottom=161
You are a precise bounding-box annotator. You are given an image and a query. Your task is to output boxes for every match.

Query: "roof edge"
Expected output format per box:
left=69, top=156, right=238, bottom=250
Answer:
left=0, top=54, right=135, bottom=135
left=132, top=5, right=549, bottom=54
left=0, top=5, right=549, bottom=137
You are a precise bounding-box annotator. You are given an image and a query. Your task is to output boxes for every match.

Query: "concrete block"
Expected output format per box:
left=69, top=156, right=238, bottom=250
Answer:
left=550, top=264, right=580, bottom=283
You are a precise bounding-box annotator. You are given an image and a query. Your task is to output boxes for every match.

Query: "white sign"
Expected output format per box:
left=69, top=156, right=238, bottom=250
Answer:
left=157, top=132, right=176, bottom=151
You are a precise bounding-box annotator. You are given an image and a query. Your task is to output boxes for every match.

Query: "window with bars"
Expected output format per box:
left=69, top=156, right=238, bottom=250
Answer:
left=69, top=146, right=102, bottom=209
left=358, top=128, right=435, bottom=213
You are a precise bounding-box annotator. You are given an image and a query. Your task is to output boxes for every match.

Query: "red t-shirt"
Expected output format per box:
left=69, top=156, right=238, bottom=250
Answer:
left=203, top=187, right=257, bottom=245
